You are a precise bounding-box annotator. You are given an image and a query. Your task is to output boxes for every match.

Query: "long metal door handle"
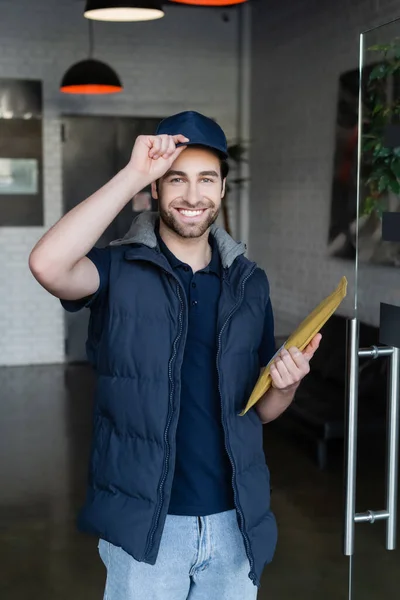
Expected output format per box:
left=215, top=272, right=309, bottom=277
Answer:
left=344, top=318, right=359, bottom=556
left=386, top=346, right=400, bottom=550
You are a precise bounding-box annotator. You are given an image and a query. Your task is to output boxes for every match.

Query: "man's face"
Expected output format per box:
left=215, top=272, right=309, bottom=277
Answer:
left=152, top=146, right=226, bottom=239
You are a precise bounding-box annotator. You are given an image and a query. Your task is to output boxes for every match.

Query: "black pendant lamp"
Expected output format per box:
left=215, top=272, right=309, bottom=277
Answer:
left=84, top=0, right=164, bottom=21
left=60, top=22, right=123, bottom=95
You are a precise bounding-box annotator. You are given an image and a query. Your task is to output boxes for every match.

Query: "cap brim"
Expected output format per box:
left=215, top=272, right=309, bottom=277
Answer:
left=176, top=140, right=228, bottom=159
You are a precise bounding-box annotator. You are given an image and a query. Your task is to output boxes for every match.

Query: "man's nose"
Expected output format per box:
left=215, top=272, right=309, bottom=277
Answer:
left=184, top=182, right=202, bottom=206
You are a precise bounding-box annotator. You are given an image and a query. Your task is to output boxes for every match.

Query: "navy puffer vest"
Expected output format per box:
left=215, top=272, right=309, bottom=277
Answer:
left=79, top=213, right=277, bottom=587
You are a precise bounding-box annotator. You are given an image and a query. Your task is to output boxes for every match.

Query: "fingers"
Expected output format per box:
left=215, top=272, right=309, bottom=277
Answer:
left=148, top=136, right=161, bottom=159
left=271, top=352, right=293, bottom=389
left=270, top=335, right=322, bottom=391
left=303, top=333, right=322, bottom=361
left=173, top=134, right=190, bottom=145
left=170, top=143, right=188, bottom=161
left=287, top=347, right=306, bottom=370
left=167, top=136, right=176, bottom=156
left=270, top=363, right=284, bottom=388
left=270, top=360, right=299, bottom=390
left=313, top=333, right=322, bottom=349
left=149, top=135, right=169, bottom=159
left=270, top=358, right=291, bottom=389
left=275, top=349, right=301, bottom=383
left=149, top=134, right=189, bottom=160
left=270, top=347, right=310, bottom=390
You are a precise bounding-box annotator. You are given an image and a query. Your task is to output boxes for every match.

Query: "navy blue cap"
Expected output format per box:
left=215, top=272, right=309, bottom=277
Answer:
left=155, top=111, right=228, bottom=159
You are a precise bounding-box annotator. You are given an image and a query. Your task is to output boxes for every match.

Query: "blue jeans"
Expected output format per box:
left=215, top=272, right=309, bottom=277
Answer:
left=98, top=509, right=258, bottom=600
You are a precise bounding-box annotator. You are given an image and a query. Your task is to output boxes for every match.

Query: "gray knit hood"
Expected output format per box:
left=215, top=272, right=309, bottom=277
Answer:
left=110, top=212, right=246, bottom=269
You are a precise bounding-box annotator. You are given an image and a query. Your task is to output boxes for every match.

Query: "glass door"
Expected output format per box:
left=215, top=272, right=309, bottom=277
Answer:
left=345, top=17, right=400, bottom=600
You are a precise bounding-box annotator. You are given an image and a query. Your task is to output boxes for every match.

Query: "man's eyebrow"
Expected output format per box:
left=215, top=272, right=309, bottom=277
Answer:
left=199, top=170, right=219, bottom=177
left=163, top=170, right=220, bottom=179
left=164, top=170, right=187, bottom=178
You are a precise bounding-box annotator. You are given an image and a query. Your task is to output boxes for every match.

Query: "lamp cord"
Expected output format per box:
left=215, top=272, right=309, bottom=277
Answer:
left=88, top=20, right=94, bottom=58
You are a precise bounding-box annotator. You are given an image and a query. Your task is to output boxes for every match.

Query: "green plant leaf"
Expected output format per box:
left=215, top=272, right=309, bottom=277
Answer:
left=368, top=44, right=392, bottom=53
left=378, top=174, right=390, bottom=191
left=388, top=177, right=400, bottom=194
left=363, top=196, right=376, bottom=215
left=373, top=146, right=391, bottom=158
left=372, top=103, right=384, bottom=115
left=387, top=57, right=400, bottom=71
left=366, top=166, right=386, bottom=183
left=363, top=139, right=378, bottom=151
left=369, top=63, right=390, bottom=80
left=362, top=196, right=386, bottom=218
left=391, top=159, right=400, bottom=179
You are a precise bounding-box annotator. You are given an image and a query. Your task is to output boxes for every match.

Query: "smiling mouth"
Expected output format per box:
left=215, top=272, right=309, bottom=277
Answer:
left=175, top=208, right=208, bottom=217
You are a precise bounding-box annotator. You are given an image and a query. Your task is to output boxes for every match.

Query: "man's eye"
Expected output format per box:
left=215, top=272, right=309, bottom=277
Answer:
left=171, top=178, right=183, bottom=183
left=201, top=178, right=213, bottom=183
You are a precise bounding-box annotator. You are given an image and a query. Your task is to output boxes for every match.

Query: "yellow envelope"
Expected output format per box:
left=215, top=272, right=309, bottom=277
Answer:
left=240, top=276, right=348, bottom=416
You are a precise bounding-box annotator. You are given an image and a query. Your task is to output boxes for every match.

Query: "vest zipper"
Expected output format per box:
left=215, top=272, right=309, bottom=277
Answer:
left=216, top=265, right=258, bottom=586
left=144, top=280, right=185, bottom=560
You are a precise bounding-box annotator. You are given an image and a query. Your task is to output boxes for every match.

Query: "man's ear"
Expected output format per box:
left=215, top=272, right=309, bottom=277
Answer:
left=151, top=181, right=158, bottom=200
left=221, top=178, right=226, bottom=199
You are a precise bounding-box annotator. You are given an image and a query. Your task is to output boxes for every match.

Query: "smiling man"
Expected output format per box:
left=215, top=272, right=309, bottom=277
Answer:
left=29, top=111, right=320, bottom=600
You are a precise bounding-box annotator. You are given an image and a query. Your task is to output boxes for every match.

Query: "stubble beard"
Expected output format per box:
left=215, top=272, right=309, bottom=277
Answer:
left=159, top=205, right=220, bottom=239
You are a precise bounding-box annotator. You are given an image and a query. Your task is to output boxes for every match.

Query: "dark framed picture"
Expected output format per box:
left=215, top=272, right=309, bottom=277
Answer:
left=0, top=79, right=43, bottom=226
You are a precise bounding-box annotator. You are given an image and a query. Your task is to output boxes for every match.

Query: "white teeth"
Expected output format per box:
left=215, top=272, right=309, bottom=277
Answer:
left=179, top=209, right=204, bottom=217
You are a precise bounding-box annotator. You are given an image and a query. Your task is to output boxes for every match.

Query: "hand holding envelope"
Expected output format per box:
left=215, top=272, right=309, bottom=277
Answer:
left=240, top=276, right=348, bottom=416
left=269, top=333, right=322, bottom=391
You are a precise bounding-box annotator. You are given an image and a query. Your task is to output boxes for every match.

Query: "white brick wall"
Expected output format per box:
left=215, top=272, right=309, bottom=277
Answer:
left=0, top=0, right=240, bottom=366
left=249, top=0, right=400, bottom=334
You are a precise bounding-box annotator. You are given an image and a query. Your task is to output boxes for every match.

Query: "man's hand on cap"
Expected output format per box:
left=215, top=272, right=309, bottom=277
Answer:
left=128, top=134, right=189, bottom=185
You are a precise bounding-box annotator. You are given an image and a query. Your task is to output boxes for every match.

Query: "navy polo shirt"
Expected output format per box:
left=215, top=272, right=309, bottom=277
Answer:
left=157, top=230, right=234, bottom=516
left=157, top=230, right=276, bottom=517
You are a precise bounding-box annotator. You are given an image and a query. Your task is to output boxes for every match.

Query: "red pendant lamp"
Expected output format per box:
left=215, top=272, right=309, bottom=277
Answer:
left=169, top=0, right=247, bottom=5
left=60, top=22, right=123, bottom=95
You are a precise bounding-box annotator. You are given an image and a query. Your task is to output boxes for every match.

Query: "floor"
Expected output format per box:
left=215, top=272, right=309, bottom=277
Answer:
left=1, top=364, right=399, bottom=600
